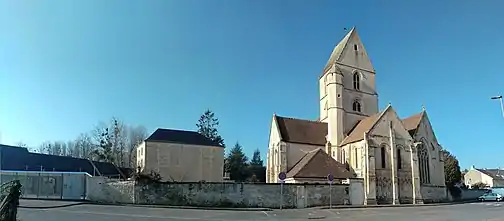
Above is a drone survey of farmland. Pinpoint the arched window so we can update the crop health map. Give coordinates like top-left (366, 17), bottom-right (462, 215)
top-left (397, 148), bottom-right (402, 170)
top-left (353, 72), bottom-right (360, 90)
top-left (354, 148), bottom-right (359, 168)
top-left (418, 144), bottom-right (430, 184)
top-left (352, 100), bottom-right (362, 112)
top-left (380, 146), bottom-right (386, 169)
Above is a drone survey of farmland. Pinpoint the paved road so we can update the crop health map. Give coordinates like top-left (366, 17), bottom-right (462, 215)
top-left (17, 200), bottom-right (504, 221)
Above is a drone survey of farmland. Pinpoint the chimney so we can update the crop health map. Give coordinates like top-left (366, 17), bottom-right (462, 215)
top-left (471, 165), bottom-right (475, 170)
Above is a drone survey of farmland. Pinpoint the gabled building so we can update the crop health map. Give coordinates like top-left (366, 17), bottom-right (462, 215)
top-left (465, 166), bottom-right (504, 188)
top-left (266, 27), bottom-right (446, 205)
top-left (136, 128), bottom-right (224, 182)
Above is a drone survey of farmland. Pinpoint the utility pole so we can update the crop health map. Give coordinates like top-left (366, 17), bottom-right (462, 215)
top-left (491, 95), bottom-right (504, 118)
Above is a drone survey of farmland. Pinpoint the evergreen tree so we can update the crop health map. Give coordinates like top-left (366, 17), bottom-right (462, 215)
top-left (196, 109), bottom-right (225, 147)
top-left (248, 149), bottom-right (266, 182)
top-left (225, 142), bottom-right (249, 181)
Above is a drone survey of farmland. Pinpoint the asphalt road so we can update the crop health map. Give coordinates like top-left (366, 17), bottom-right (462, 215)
top-left (17, 200), bottom-right (504, 221)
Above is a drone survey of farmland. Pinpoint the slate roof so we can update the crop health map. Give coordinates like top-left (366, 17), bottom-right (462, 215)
top-left (146, 128), bottom-right (223, 147)
top-left (274, 115), bottom-right (328, 146)
top-left (286, 149), bottom-right (352, 179)
top-left (339, 111), bottom-right (383, 146)
top-left (323, 27), bottom-right (356, 73)
top-left (478, 169), bottom-right (504, 180)
top-left (0, 144), bottom-right (131, 177)
top-left (402, 111), bottom-right (424, 136)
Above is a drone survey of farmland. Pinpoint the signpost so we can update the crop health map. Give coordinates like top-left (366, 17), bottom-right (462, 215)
top-left (278, 172), bottom-right (286, 210)
top-left (327, 174), bottom-right (334, 209)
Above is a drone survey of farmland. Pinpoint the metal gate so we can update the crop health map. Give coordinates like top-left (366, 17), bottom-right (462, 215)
top-left (62, 173), bottom-right (86, 200)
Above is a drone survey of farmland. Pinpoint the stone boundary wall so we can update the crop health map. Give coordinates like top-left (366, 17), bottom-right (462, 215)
top-left (459, 189), bottom-right (486, 201)
top-left (86, 177), bottom-right (352, 208)
top-left (420, 185), bottom-right (487, 203)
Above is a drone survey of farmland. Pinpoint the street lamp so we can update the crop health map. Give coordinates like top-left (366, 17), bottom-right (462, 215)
top-left (491, 95), bottom-right (504, 118)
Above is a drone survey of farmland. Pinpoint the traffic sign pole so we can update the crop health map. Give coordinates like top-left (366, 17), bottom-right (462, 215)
top-left (327, 174), bottom-right (334, 209)
top-left (278, 172), bottom-right (287, 210)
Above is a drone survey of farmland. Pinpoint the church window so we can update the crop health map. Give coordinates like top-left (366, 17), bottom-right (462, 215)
top-left (352, 100), bottom-right (362, 112)
top-left (353, 73), bottom-right (360, 90)
top-left (397, 148), bottom-right (402, 170)
top-left (354, 148), bottom-right (359, 168)
top-left (354, 44), bottom-right (358, 51)
top-left (380, 146), bottom-right (386, 169)
top-left (418, 144), bottom-right (431, 184)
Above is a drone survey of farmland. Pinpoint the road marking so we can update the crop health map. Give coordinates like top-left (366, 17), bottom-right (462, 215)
top-left (42, 209), bottom-right (232, 221)
top-left (261, 211), bottom-right (270, 217)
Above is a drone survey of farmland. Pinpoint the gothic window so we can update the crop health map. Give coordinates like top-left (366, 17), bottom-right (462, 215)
top-left (397, 148), bottom-right (402, 170)
top-left (418, 144), bottom-right (431, 184)
top-left (352, 100), bottom-right (362, 112)
top-left (380, 146), bottom-right (386, 169)
top-left (354, 148), bottom-right (359, 168)
top-left (353, 72), bottom-right (360, 90)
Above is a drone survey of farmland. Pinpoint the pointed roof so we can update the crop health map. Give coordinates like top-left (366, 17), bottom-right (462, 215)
top-left (323, 27), bottom-right (356, 72)
top-left (275, 115), bottom-right (327, 146)
top-left (402, 111), bottom-right (424, 136)
top-left (286, 149), bottom-right (353, 179)
top-left (339, 105), bottom-right (392, 146)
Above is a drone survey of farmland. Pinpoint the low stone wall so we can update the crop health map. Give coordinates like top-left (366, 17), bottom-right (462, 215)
top-left (459, 189), bottom-right (486, 201)
top-left (86, 177), bottom-right (135, 204)
top-left (86, 177), bottom-right (352, 208)
top-left (421, 185), bottom-right (487, 203)
top-left (420, 185), bottom-right (449, 203)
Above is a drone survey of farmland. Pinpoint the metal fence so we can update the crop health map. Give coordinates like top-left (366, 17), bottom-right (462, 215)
top-left (0, 170), bottom-right (90, 200)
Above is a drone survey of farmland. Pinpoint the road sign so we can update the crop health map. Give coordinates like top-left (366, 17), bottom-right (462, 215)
top-left (327, 174), bottom-right (334, 182)
top-left (278, 172), bottom-right (287, 181)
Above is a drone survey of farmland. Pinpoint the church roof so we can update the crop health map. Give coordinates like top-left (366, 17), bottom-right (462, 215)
top-left (275, 115), bottom-right (327, 146)
top-left (323, 27), bottom-right (356, 72)
top-left (339, 111), bottom-right (383, 146)
top-left (402, 111), bottom-right (424, 136)
top-left (286, 148), bottom-right (353, 179)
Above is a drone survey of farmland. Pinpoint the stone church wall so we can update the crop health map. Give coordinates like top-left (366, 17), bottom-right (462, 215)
top-left (87, 178), bottom-right (351, 208)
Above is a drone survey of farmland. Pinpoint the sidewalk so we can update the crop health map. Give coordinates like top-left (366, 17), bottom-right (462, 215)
top-left (318, 200), bottom-right (478, 210)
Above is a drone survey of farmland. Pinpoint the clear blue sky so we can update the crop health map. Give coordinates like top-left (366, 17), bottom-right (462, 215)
top-left (0, 0), bottom-right (503, 170)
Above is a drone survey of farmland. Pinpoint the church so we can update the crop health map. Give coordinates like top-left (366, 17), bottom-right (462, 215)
top-left (266, 27), bottom-right (446, 205)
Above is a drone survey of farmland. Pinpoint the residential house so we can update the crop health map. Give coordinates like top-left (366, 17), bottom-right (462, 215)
top-left (464, 166), bottom-right (504, 188)
top-left (136, 128), bottom-right (224, 182)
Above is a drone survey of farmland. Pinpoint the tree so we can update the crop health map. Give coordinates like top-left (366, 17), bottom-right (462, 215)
top-left (471, 182), bottom-right (489, 189)
top-left (93, 127), bottom-right (115, 163)
top-left (247, 149), bottom-right (266, 183)
top-left (127, 125), bottom-right (147, 168)
top-left (196, 109), bottom-right (225, 147)
top-left (444, 150), bottom-right (462, 186)
top-left (225, 142), bottom-right (249, 181)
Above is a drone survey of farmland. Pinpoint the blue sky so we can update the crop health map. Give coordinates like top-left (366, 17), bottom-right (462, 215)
top-left (0, 0), bottom-right (503, 170)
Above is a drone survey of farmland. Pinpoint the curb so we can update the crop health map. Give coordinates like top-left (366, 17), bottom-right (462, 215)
top-left (19, 202), bottom-right (90, 209)
top-left (318, 200), bottom-right (479, 210)
top-left (90, 202), bottom-right (273, 211)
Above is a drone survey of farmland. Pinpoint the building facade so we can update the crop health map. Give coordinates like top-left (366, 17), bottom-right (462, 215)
top-left (137, 128), bottom-right (224, 182)
top-left (266, 27), bottom-right (446, 204)
top-left (465, 166), bottom-right (504, 188)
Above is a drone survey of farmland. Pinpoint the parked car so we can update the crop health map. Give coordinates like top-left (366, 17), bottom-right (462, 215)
top-left (478, 193), bottom-right (503, 201)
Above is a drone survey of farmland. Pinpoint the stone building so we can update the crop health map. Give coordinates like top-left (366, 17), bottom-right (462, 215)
top-left (137, 128), bottom-right (224, 182)
top-left (266, 27), bottom-right (446, 204)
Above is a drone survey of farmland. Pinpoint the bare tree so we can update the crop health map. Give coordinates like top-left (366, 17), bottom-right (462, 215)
top-left (74, 133), bottom-right (94, 159)
top-left (127, 125), bottom-right (147, 168)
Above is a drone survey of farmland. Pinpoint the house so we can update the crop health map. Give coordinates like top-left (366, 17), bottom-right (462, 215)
top-left (266, 27), bottom-right (446, 205)
top-left (0, 144), bottom-right (130, 177)
top-left (136, 128), bottom-right (224, 182)
top-left (464, 166), bottom-right (504, 188)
